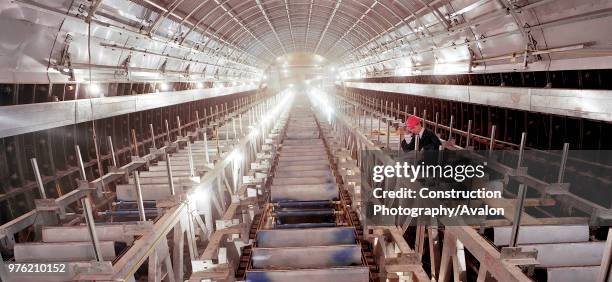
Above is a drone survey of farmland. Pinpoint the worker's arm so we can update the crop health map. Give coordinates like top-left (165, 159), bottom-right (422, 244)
top-left (421, 129), bottom-right (442, 151)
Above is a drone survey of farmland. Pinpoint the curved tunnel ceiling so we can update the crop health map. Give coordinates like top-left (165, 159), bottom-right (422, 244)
top-left (138, 0), bottom-right (612, 67)
top-left (1, 0), bottom-right (611, 83)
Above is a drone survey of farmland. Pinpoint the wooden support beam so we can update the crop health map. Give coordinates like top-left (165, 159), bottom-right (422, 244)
top-left (172, 222), bottom-right (184, 282)
top-left (428, 225), bottom-right (441, 281)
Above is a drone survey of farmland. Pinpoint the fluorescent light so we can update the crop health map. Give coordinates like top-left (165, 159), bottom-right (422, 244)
top-left (160, 83), bottom-right (170, 91)
top-left (229, 149), bottom-right (242, 162)
top-left (88, 84), bottom-right (101, 95)
top-left (249, 127), bottom-right (259, 138)
top-left (196, 82), bottom-right (204, 89)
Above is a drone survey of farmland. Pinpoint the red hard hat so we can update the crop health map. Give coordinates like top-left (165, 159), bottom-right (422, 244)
top-left (406, 116), bottom-right (421, 129)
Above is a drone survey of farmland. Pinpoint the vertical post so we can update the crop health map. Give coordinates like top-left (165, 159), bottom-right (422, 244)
top-left (0, 253), bottom-right (7, 282)
top-left (81, 197), bottom-right (104, 262)
top-left (404, 105), bottom-right (408, 120)
top-left (176, 116), bottom-right (182, 137)
top-left (385, 100), bottom-right (388, 117)
top-left (466, 120), bottom-right (472, 148)
top-left (133, 171), bottom-right (147, 222)
top-left (149, 124), bottom-right (156, 149)
top-left (434, 112), bottom-right (439, 134)
top-left (377, 112), bottom-right (381, 143)
top-left (107, 136), bottom-right (117, 167)
top-left (597, 228), bottom-right (612, 282)
top-left (509, 184), bottom-right (527, 247)
top-left (357, 105), bottom-right (361, 128)
top-left (248, 106), bottom-right (253, 126)
top-left (165, 153), bottom-right (176, 195)
top-left (203, 130), bottom-right (211, 164)
top-left (239, 113), bottom-right (243, 135)
top-left (386, 119), bottom-right (390, 149)
top-left (75, 145), bottom-right (87, 180)
top-left (187, 140), bottom-right (195, 177)
top-left (489, 125), bottom-right (496, 152)
top-left (370, 110), bottom-right (373, 135)
top-left (165, 119), bottom-right (171, 143)
top-left (449, 116), bottom-right (454, 141)
top-left (232, 117), bottom-right (237, 140)
top-left (397, 102), bottom-right (401, 119)
top-left (30, 158), bottom-right (47, 199)
top-left (414, 135), bottom-right (420, 160)
top-left (225, 119), bottom-right (230, 140)
top-left (195, 111), bottom-right (201, 128)
top-left (517, 132), bottom-right (527, 169)
top-left (131, 129), bottom-right (139, 156)
top-left (92, 124), bottom-right (104, 179)
top-left (216, 126), bottom-right (221, 156)
top-left (558, 143), bottom-right (570, 183)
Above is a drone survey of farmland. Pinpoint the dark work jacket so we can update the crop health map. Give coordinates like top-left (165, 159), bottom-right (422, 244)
top-left (400, 128), bottom-right (442, 152)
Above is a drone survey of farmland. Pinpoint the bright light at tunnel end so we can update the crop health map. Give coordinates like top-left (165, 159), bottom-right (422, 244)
top-left (307, 88), bottom-right (334, 124)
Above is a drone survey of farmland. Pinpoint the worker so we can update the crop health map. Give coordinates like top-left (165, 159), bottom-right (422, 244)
top-left (399, 115), bottom-right (442, 152)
